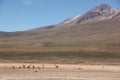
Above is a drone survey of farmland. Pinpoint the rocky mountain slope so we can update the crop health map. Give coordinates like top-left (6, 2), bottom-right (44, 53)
top-left (58, 3), bottom-right (120, 27)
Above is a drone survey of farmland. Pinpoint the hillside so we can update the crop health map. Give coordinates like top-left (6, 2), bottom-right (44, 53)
top-left (0, 18), bottom-right (120, 52)
top-left (0, 3), bottom-right (120, 52)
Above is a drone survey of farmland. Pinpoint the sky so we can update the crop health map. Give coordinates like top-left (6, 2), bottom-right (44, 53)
top-left (0, 0), bottom-right (120, 32)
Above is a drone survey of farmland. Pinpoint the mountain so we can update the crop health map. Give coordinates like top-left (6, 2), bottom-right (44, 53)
top-left (58, 3), bottom-right (120, 27)
top-left (0, 3), bottom-right (120, 52)
top-left (29, 3), bottom-right (120, 31)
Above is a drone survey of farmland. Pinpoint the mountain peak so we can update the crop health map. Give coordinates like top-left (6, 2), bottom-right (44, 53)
top-left (59, 3), bottom-right (120, 27)
top-left (92, 3), bottom-right (112, 12)
top-left (97, 3), bottom-right (111, 8)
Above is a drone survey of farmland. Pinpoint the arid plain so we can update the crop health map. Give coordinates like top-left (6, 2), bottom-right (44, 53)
top-left (0, 63), bottom-right (120, 80)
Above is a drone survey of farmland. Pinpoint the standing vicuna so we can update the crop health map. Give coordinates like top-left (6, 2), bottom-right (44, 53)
top-left (55, 64), bottom-right (59, 69)
top-left (12, 66), bottom-right (15, 69)
top-left (22, 64), bottom-right (26, 69)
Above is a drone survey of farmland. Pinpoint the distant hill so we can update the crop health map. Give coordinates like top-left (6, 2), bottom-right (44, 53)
top-left (0, 3), bottom-right (120, 52)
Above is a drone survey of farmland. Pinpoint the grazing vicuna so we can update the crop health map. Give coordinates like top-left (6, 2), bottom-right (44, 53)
top-left (32, 66), bottom-right (35, 69)
top-left (12, 66), bottom-right (15, 69)
top-left (19, 66), bottom-right (22, 69)
top-left (27, 66), bottom-right (30, 69)
top-left (77, 67), bottom-right (82, 70)
top-left (55, 64), bottom-right (59, 69)
top-left (38, 66), bottom-right (40, 69)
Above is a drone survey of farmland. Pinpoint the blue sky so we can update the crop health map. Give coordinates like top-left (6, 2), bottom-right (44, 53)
top-left (0, 0), bottom-right (120, 32)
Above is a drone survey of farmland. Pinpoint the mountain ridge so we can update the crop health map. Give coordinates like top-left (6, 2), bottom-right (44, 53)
top-left (28, 3), bottom-right (120, 32)
top-left (58, 3), bottom-right (120, 28)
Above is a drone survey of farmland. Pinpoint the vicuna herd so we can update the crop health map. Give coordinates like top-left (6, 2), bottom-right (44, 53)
top-left (9, 64), bottom-right (59, 69)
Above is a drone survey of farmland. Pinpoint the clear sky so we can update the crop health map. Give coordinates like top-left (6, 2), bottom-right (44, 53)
top-left (0, 0), bottom-right (120, 32)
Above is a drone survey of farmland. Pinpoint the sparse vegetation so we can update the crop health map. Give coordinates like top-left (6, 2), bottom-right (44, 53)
top-left (0, 51), bottom-right (120, 65)
top-left (0, 18), bottom-right (120, 52)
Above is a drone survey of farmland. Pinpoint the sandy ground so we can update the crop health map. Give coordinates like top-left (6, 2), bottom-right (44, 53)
top-left (0, 63), bottom-right (120, 80)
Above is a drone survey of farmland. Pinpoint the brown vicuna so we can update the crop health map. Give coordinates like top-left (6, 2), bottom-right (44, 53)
top-left (19, 66), bottom-right (22, 69)
top-left (32, 66), bottom-right (35, 69)
top-left (55, 64), bottom-right (59, 69)
top-left (12, 66), bottom-right (15, 69)
top-left (38, 66), bottom-right (40, 69)
top-left (27, 66), bottom-right (30, 69)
